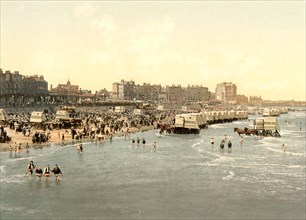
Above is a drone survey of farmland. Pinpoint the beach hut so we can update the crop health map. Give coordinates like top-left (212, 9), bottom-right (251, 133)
top-left (0, 109), bottom-right (7, 122)
top-left (30, 111), bottom-right (47, 123)
top-left (115, 106), bottom-right (126, 113)
top-left (255, 117), bottom-right (281, 137)
top-left (173, 114), bottom-right (200, 134)
top-left (55, 110), bottom-right (71, 121)
top-left (133, 109), bottom-right (143, 115)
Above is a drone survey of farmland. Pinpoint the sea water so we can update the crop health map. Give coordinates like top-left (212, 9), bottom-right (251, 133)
top-left (0, 112), bottom-right (305, 219)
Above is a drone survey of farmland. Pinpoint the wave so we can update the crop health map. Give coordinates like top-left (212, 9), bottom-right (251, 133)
top-left (191, 141), bottom-right (204, 148)
top-left (280, 129), bottom-right (304, 135)
top-left (232, 121), bottom-right (243, 125)
top-left (0, 204), bottom-right (14, 212)
top-left (265, 147), bottom-right (306, 157)
top-left (0, 165), bottom-right (6, 174)
top-left (0, 204), bottom-right (40, 215)
top-left (286, 165), bottom-right (305, 169)
top-left (191, 162), bottom-right (218, 167)
top-left (209, 124), bottom-right (227, 129)
top-left (6, 156), bottom-right (35, 163)
top-left (222, 171), bottom-right (235, 180)
top-left (0, 174), bottom-right (27, 184)
top-left (213, 156), bottom-right (246, 163)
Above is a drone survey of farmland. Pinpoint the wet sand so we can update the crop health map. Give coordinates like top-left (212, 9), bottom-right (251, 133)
top-left (0, 125), bottom-right (154, 152)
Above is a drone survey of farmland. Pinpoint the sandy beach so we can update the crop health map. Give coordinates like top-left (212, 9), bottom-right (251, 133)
top-left (0, 125), bottom-right (154, 152)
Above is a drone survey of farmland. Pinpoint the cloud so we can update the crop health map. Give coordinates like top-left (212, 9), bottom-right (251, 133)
top-left (88, 50), bottom-right (120, 65)
top-left (85, 14), bottom-right (281, 96)
top-left (87, 15), bottom-right (177, 75)
top-left (90, 14), bottom-right (120, 33)
top-left (246, 81), bottom-right (286, 91)
top-left (73, 2), bottom-right (96, 17)
top-left (126, 16), bottom-right (175, 54)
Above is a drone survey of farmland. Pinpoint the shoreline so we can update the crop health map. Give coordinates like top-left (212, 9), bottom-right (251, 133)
top-left (0, 125), bottom-right (154, 152)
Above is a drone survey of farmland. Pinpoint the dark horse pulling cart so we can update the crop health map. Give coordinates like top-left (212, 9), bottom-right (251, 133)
top-left (234, 117), bottom-right (281, 137)
top-left (234, 127), bottom-right (258, 136)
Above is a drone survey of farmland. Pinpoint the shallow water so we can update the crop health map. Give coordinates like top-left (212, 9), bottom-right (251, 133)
top-left (1, 112), bottom-right (305, 219)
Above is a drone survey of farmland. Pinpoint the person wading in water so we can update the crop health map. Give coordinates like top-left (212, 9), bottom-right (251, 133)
top-left (51, 164), bottom-right (63, 182)
top-left (43, 164), bottom-right (51, 182)
top-left (27, 160), bottom-right (35, 178)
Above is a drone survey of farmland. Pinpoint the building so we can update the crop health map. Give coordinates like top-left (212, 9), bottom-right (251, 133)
top-left (112, 80), bottom-right (136, 100)
top-left (97, 88), bottom-right (110, 101)
top-left (186, 85), bottom-right (209, 103)
top-left (236, 94), bottom-right (249, 106)
top-left (249, 95), bottom-right (263, 106)
top-left (166, 85), bottom-right (186, 103)
top-left (110, 79), bottom-right (213, 104)
top-left (112, 82), bottom-right (120, 99)
top-left (23, 75), bottom-right (49, 102)
top-left (136, 83), bottom-right (162, 101)
top-left (215, 82), bottom-right (237, 104)
top-left (158, 88), bottom-right (167, 102)
top-left (49, 79), bottom-right (79, 103)
top-left (0, 69), bottom-right (48, 105)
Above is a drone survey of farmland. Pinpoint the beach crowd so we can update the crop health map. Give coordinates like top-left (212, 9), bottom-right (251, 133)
top-left (0, 108), bottom-right (175, 152)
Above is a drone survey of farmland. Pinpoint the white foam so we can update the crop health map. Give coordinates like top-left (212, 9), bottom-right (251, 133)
top-left (0, 204), bottom-right (14, 212)
top-left (191, 142), bottom-right (202, 148)
top-left (210, 124), bottom-right (226, 129)
top-left (211, 154), bottom-right (246, 163)
top-left (0, 165), bottom-right (6, 174)
top-left (223, 171), bottom-right (235, 180)
top-left (193, 162), bottom-right (218, 167)
top-left (6, 156), bottom-right (35, 163)
top-left (0, 174), bottom-right (27, 184)
top-left (286, 165), bottom-right (305, 169)
top-left (265, 147), bottom-right (306, 157)
top-left (232, 121), bottom-right (243, 125)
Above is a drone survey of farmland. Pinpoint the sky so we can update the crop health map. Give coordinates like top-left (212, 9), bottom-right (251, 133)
top-left (0, 1), bottom-right (305, 101)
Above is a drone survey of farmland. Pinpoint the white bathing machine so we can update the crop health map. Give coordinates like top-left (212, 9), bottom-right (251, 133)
top-left (198, 113), bottom-right (207, 128)
top-left (223, 111), bottom-right (231, 121)
top-left (202, 112), bottom-right (212, 124)
top-left (157, 105), bottom-right (164, 111)
top-left (115, 106), bottom-right (126, 113)
top-left (210, 111), bottom-right (219, 123)
top-left (255, 117), bottom-right (281, 137)
top-left (55, 110), bottom-right (71, 121)
top-left (173, 114), bottom-right (201, 134)
top-left (229, 110), bottom-right (237, 120)
top-left (30, 111), bottom-right (47, 123)
top-left (0, 109), bottom-right (7, 122)
top-left (133, 109), bottom-right (143, 115)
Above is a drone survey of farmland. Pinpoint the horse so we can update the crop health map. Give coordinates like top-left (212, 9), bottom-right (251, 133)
top-left (234, 127), bottom-right (258, 136)
top-left (234, 127), bottom-right (246, 135)
top-left (244, 128), bottom-right (258, 136)
top-left (158, 123), bottom-right (173, 134)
